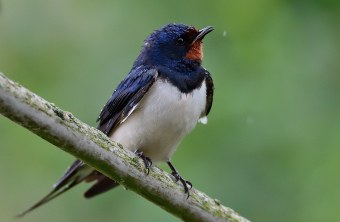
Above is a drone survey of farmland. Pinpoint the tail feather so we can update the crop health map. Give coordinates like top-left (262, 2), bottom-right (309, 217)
top-left (16, 160), bottom-right (92, 217)
top-left (17, 160), bottom-right (120, 217)
top-left (84, 174), bottom-right (119, 198)
top-left (53, 159), bottom-right (86, 189)
top-left (16, 180), bottom-right (81, 218)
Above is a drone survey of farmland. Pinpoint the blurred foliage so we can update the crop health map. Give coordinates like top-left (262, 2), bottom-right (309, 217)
top-left (1, 0), bottom-right (340, 221)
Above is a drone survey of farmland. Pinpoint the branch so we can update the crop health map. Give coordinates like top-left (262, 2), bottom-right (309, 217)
top-left (0, 72), bottom-right (250, 222)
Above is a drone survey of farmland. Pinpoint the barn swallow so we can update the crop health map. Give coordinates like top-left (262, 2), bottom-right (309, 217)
top-left (18, 23), bottom-right (214, 217)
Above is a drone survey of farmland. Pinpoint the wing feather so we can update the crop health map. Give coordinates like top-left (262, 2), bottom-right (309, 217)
top-left (97, 67), bottom-right (158, 135)
top-left (204, 71), bottom-right (214, 116)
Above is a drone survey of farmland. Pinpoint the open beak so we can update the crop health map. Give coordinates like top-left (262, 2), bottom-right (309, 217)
top-left (192, 26), bottom-right (214, 44)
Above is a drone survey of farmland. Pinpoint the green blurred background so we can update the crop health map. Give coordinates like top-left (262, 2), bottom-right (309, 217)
top-left (1, 0), bottom-right (339, 221)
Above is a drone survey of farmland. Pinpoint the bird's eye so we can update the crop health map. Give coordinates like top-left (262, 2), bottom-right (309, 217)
top-left (176, 38), bottom-right (185, 45)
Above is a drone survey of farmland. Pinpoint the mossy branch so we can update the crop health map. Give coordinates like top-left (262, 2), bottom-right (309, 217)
top-left (0, 72), bottom-right (250, 222)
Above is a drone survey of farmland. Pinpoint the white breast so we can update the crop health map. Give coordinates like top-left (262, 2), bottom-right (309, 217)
top-left (109, 79), bottom-right (207, 162)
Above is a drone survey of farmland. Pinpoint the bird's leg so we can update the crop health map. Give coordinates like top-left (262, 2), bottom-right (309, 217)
top-left (135, 150), bottom-right (152, 175)
top-left (167, 161), bottom-right (192, 199)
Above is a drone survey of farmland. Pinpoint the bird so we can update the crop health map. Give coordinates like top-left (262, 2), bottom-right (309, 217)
top-left (17, 23), bottom-right (214, 217)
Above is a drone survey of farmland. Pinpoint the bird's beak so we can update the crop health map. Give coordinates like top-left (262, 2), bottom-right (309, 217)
top-left (192, 26), bottom-right (214, 44)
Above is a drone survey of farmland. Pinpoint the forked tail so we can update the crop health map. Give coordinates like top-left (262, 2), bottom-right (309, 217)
top-left (16, 160), bottom-right (91, 217)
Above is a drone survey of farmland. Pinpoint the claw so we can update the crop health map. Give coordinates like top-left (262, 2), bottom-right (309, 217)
top-left (186, 180), bottom-right (192, 190)
top-left (167, 161), bottom-right (192, 199)
top-left (135, 150), bottom-right (152, 175)
top-left (171, 171), bottom-right (180, 182)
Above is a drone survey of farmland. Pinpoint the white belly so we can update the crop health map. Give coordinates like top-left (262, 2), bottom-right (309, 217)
top-left (109, 79), bottom-right (207, 162)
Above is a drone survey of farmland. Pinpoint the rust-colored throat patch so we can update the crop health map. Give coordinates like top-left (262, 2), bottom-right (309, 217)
top-left (185, 41), bottom-right (203, 61)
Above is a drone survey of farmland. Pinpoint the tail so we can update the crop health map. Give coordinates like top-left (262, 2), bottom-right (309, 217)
top-left (17, 160), bottom-right (120, 218)
top-left (16, 160), bottom-right (91, 217)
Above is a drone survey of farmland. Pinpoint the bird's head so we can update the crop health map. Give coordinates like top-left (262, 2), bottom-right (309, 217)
top-left (135, 23), bottom-right (214, 68)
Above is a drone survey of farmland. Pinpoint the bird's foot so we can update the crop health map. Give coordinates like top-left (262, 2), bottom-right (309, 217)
top-left (167, 161), bottom-right (192, 199)
top-left (135, 150), bottom-right (152, 175)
